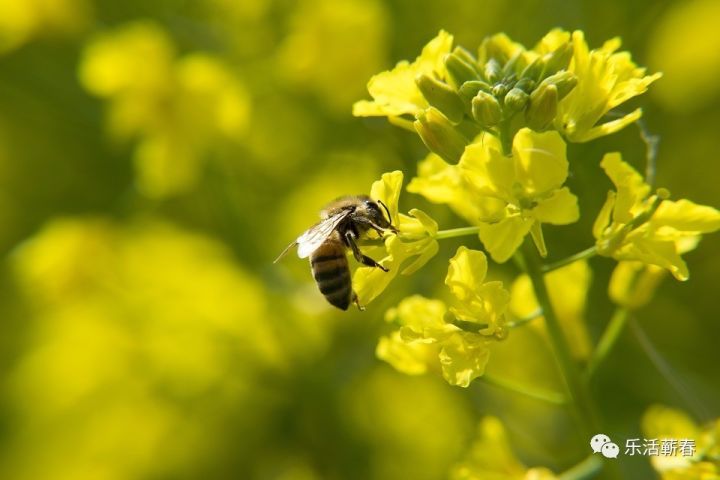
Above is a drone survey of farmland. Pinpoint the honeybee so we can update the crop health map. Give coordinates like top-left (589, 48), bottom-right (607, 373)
top-left (275, 195), bottom-right (398, 310)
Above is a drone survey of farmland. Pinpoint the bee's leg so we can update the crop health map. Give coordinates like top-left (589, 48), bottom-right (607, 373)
top-left (345, 231), bottom-right (389, 272)
top-left (366, 219), bottom-right (398, 237)
top-left (352, 292), bottom-right (365, 311)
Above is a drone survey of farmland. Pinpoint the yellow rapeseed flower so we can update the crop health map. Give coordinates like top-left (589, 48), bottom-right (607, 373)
top-left (353, 30), bottom-right (453, 118)
top-left (353, 171), bottom-right (439, 305)
top-left (556, 31), bottom-right (662, 142)
top-left (642, 405), bottom-right (720, 479)
top-left (6, 218), bottom-right (282, 479)
top-left (0, 0), bottom-right (91, 53)
top-left (593, 153), bottom-right (720, 280)
top-left (460, 129), bottom-right (579, 262)
top-left (79, 21), bottom-right (250, 197)
top-left (377, 295), bottom-right (491, 388)
top-left (451, 417), bottom-right (558, 480)
top-left (407, 152), bottom-right (502, 225)
top-left (376, 247), bottom-right (509, 387)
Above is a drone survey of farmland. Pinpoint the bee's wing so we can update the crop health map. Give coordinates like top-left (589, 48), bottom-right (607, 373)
top-left (296, 209), bottom-right (352, 259)
top-left (273, 239), bottom-right (298, 263)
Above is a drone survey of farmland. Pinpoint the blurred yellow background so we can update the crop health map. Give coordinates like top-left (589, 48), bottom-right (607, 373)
top-left (0, 0), bottom-right (718, 479)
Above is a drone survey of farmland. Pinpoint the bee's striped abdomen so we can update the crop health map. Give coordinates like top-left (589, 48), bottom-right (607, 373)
top-left (310, 237), bottom-right (352, 310)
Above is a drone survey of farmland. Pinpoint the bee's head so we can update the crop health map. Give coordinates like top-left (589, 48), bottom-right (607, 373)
top-left (356, 196), bottom-right (397, 232)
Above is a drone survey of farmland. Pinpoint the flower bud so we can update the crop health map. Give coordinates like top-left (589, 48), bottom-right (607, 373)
top-left (491, 82), bottom-right (510, 99)
top-left (526, 83), bottom-right (558, 130)
top-left (540, 70), bottom-right (578, 100)
top-left (452, 46), bottom-right (478, 66)
top-left (458, 80), bottom-right (492, 102)
top-left (504, 87), bottom-right (529, 112)
top-left (484, 58), bottom-right (501, 83)
top-left (515, 77), bottom-right (535, 93)
top-left (543, 41), bottom-right (573, 75)
top-left (415, 74), bottom-right (465, 123)
top-left (444, 52), bottom-right (480, 88)
top-left (471, 91), bottom-right (502, 127)
top-left (502, 53), bottom-right (521, 78)
top-left (414, 107), bottom-right (469, 163)
top-left (520, 56), bottom-right (546, 82)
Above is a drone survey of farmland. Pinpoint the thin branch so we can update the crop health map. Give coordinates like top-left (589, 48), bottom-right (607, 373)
top-left (558, 454), bottom-right (603, 480)
top-left (541, 246), bottom-right (598, 273)
top-left (482, 373), bottom-right (567, 405)
top-left (630, 318), bottom-right (709, 420)
top-left (584, 308), bottom-right (629, 380)
top-left (635, 118), bottom-right (660, 187)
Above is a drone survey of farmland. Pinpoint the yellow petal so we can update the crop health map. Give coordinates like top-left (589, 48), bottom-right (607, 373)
top-left (609, 261), bottom-right (666, 309)
top-left (400, 238), bottom-right (439, 275)
top-left (376, 331), bottom-right (436, 375)
top-left (459, 139), bottom-right (513, 200)
top-left (572, 108), bottom-right (643, 143)
top-left (438, 332), bottom-right (490, 387)
top-left (593, 191), bottom-right (616, 239)
top-left (651, 199), bottom-right (720, 234)
top-left (512, 128), bottom-right (569, 195)
top-left (616, 236), bottom-right (690, 281)
top-left (642, 405), bottom-right (700, 441)
top-left (532, 187), bottom-right (579, 225)
top-left (352, 236), bottom-right (401, 305)
top-left (600, 152), bottom-right (651, 223)
top-left (451, 417), bottom-right (528, 477)
top-left (370, 170), bottom-right (403, 224)
top-left (445, 246), bottom-right (488, 301)
top-left (393, 295), bottom-right (452, 343)
top-left (532, 28), bottom-right (571, 55)
top-left (353, 30), bottom-right (453, 117)
top-left (478, 217), bottom-right (534, 263)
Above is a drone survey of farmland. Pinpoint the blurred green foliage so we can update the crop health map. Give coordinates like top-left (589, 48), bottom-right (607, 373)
top-left (0, 0), bottom-right (718, 479)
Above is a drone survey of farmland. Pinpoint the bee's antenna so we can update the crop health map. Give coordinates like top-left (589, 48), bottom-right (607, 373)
top-left (378, 200), bottom-right (392, 222)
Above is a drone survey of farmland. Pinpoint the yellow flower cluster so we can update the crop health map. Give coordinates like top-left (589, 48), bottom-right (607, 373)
top-left (79, 21), bottom-right (251, 197)
top-left (376, 247), bottom-right (509, 387)
top-left (0, 0), bottom-right (91, 53)
top-left (451, 417), bottom-right (558, 479)
top-left (354, 29), bottom-right (660, 155)
top-left (642, 405), bottom-right (720, 479)
top-left (594, 152), bottom-right (720, 281)
top-left (353, 29), bottom-right (720, 394)
top-left (6, 218), bottom-right (282, 478)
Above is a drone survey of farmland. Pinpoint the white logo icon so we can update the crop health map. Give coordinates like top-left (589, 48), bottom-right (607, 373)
top-left (601, 442), bottom-right (620, 458)
top-left (590, 433), bottom-right (619, 458)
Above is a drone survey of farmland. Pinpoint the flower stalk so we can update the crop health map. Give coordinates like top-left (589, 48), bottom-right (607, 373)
top-left (584, 307), bottom-right (629, 380)
top-left (541, 245), bottom-right (598, 273)
top-left (522, 241), bottom-right (601, 438)
top-left (482, 373), bottom-right (567, 405)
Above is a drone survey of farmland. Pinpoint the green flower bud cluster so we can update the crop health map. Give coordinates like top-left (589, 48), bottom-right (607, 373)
top-left (415, 39), bottom-right (577, 137)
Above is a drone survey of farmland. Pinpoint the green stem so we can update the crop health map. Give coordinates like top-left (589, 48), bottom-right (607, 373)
top-left (433, 225), bottom-right (481, 240)
top-left (498, 120), bottom-right (513, 156)
top-left (559, 454), bottom-right (603, 480)
top-left (521, 243), bottom-right (600, 438)
top-left (635, 118), bottom-right (659, 187)
top-left (584, 307), bottom-right (629, 380)
top-left (482, 373), bottom-right (567, 405)
top-left (541, 246), bottom-right (598, 273)
top-left (452, 309), bottom-right (542, 334)
top-left (506, 307), bottom-right (543, 328)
